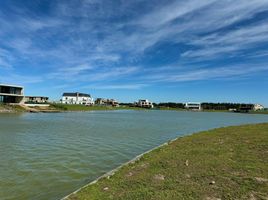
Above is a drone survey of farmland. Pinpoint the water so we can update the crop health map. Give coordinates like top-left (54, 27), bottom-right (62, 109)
top-left (0, 110), bottom-right (268, 200)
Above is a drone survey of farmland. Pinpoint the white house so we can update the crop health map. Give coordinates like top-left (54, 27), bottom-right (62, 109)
top-left (136, 99), bottom-right (154, 108)
top-left (61, 92), bottom-right (94, 105)
top-left (185, 102), bottom-right (202, 110)
top-left (253, 104), bottom-right (265, 111)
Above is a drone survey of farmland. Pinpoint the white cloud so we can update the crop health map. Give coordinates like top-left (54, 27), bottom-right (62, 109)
top-left (1, 0), bottom-right (268, 87)
top-left (182, 22), bottom-right (268, 58)
top-left (136, 0), bottom-right (216, 28)
top-left (84, 83), bottom-right (148, 90)
top-left (145, 64), bottom-right (268, 82)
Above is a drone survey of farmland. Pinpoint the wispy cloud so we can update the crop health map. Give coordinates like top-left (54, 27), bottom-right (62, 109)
top-left (0, 0), bottom-right (268, 98)
top-left (83, 83), bottom-right (148, 90)
top-left (0, 73), bottom-right (43, 85)
top-left (144, 64), bottom-right (268, 82)
top-left (182, 22), bottom-right (268, 59)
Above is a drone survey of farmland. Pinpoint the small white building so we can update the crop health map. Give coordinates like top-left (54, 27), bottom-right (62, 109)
top-left (185, 102), bottom-right (202, 110)
top-left (253, 104), bottom-right (265, 111)
top-left (61, 92), bottom-right (94, 105)
top-left (136, 99), bottom-right (154, 108)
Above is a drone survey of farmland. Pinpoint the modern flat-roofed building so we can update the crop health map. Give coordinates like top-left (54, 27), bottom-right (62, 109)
top-left (0, 84), bottom-right (24, 104)
top-left (185, 102), bottom-right (201, 110)
top-left (135, 99), bottom-right (154, 108)
top-left (24, 96), bottom-right (49, 104)
top-left (61, 92), bottom-right (94, 105)
top-left (95, 98), bottom-right (119, 107)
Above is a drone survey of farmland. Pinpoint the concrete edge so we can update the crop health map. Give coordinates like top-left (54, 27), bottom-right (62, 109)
top-left (60, 138), bottom-right (178, 200)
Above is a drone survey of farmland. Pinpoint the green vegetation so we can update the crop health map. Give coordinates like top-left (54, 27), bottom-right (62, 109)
top-left (67, 123), bottom-right (268, 200)
top-left (156, 102), bottom-right (185, 109)
top-left (249, 110), bottom-right (268, 115)
top-left (0, 104), bottom-right (25, 113)
top-left (50, 104), bottom-right (145, 111)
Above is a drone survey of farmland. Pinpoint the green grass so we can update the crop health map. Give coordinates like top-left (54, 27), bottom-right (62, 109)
top-left (50, 104), bottom-right (146, 111)
top-left (67, 123), bottom-right (268, 200)
top-left (249, 110), bottom-right (268, 115)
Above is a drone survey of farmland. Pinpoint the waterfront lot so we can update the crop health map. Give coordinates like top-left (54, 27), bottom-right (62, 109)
top-left (69, 123), bottom-right (268, 200)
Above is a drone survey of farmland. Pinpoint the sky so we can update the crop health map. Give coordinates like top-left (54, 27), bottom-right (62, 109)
top-left (0, 0), bottom-right (268, 106)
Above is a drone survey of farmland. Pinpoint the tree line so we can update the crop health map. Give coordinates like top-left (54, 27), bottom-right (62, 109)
top-left (154, 102), bottom-right (254, 110)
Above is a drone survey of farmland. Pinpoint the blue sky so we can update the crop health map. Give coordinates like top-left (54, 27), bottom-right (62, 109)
top-left (0, 0), bottom-right (268, 105)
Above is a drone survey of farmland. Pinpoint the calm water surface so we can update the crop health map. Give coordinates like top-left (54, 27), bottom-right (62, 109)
top-left (1, 110), bottom-right (268, 200)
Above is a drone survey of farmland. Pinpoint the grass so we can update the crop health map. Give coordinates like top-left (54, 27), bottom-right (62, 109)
top-left (0, 104), bottom-right (26, 112)
top-left (249, 110), bottom-right (268, 115)
top-left (50, 104), bottom-right (146, 111)
top-left (67, 123), bottom-right (268, 200)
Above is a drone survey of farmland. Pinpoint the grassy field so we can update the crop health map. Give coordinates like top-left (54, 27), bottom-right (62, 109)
top-left (50, 104), bottom-right (146, 111)
top-left (249, 110), bottom-right (268, 115)
top-left (67, 123), bottom-right (268, 200)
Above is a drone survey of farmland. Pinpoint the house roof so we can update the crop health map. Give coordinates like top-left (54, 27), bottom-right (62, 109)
top-left (0, 84), bottom-right (23, 89)
top-left (62, 92), bottom-right (91, 97)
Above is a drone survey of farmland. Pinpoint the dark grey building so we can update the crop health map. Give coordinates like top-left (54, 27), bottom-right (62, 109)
top-left (0, 84), bottom-right (24, 104)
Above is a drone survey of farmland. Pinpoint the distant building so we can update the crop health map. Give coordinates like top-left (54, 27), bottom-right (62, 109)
top-left (24, 96), bottom-right (49, 104)
top-left (61, 92), bottom-right (94, 105)
top-left (253, 104), bottom-right (264, 111)
top-left (135, 99), bottom-right (154, 108)
top-left (95, 98), bottom-right (119, 107)
top-left (95, 98), bottom-right (106, 105)
top-left (185, 102), bottom-right (201, 110)
top-left (237, 104), bottom-right (254, 113)
top-left (0, 84), bottom-right (24, 104)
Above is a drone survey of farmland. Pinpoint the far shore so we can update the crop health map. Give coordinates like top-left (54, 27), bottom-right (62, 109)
top-left (0, 103), bottom-right (268, 114)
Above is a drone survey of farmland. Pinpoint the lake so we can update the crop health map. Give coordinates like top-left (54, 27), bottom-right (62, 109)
top-left (1, 110), bottom-right (268, 200)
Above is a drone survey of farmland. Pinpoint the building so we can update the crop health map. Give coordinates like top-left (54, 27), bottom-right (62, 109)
top-left (0, 84), bottom-right (24, 104)
top-left (185, 102), bottom-right (201, 110)
top-left (135, 99), bottom-right (154, 108)
top-left (61, 92), bottom-right (94, 105)
top-left (109, 99), bottom-right (119, 107)
top-left (253, 104), bottom-right (265, 111)
top-left (24, 96), bottom-right (49, 104)
top-left (95, 98), bottom-right (107, 105)
top-left (236, 104), bottom-right (254, 113)
top-left (95, 98), bottom-right (119, 107)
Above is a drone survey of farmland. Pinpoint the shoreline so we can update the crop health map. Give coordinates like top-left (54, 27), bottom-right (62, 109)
top-left (1, 104), bottom-right (267, 114)
top-left (61, 136), bottom-right (175, 200)
top-left (61, 122), bottom-right (268, 200)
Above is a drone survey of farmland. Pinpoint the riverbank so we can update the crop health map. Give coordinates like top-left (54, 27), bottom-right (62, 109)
top-left (0, 104), bottom-right (25, 113)
top-left (0, 103), bottom-right (267, 114)
top-left (66, 123), bottom-right (268, 200)
top-left (50, 104), bottom-right (145, 111)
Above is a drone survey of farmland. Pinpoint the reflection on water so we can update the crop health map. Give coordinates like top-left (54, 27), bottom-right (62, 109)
top-left (0, 110), bottom-right (268, 200)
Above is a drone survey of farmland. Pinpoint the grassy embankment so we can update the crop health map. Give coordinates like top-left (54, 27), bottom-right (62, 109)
top-left (0, 104), bottom-right (25, 113)
top-left (67, 123), bottom-right (268, 200)
top-left (249, 110), bottom-right (268, 115)
top-left (50, 104), bottom-right (145, 111)
top-left (1, 103), bottom-right (267, 114)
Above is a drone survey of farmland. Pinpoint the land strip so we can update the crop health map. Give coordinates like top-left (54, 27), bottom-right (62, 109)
top-left (66, 123), bottom-right (268, 200)
top-left (0, 103), bottom-right (267, 114)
